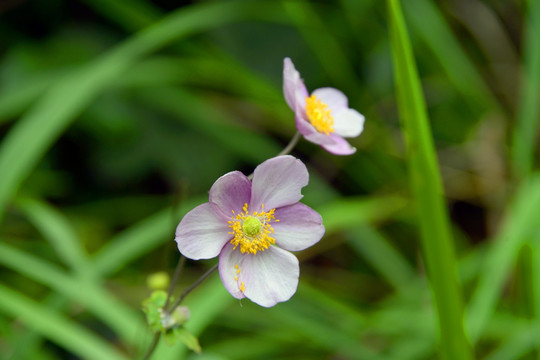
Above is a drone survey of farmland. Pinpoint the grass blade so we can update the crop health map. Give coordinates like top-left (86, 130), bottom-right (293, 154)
top-left (404, 0), bottom-right (499, 113)
top-left (468, 175), bottom-right (540, 342)
top-left (347, 225), bottom-right (415, 290)
top-left (511, 0), bottom-right (540, 180)
top-left (0, 242), bottom-right (144, 344)
top-left (0, 283), bottom-right (129, 360)
top-left (91, 205), bottom-right (184, 276)
top-left (0, 0), bottom-right (285, 222)
top-left (485, 324), bottom-right (540, 360)
top-left (15, 197), bottom-right (94, 279)
top-left (387, 1), bottom-right (473, 359)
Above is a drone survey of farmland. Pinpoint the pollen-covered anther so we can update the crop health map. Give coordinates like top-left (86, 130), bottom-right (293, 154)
top-left (229, 203), bottom-right (277, 255)
top-left (305, 94), bottom-right (334, 135)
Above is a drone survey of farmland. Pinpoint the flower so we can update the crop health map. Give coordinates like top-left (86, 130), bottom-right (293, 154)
top-left (283, 57), bottom-right (365, 155)
top-left (175, 155), bottom-right (325, 307)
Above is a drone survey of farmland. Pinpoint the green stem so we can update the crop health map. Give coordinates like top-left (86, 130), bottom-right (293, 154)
top-left (387, 1), bottom-right (473, 359)
top-left (142, 261), bottom-right (217, 360)
top-left (141, 334), bottom-right (160, 360)
top-left (164, 256), bottom-right (186, 310)
top-left (167, 264), bottom-right (218, 313)
top-left (277, 131), bottom-right (301, 157)
top-left (248, 131), bottom-right (301, 181)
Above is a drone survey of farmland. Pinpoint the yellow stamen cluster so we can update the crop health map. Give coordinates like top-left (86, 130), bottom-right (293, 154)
top-left (305, 94), bottom-right (335, 135)
top-left (228, 203), bottom-right (278, 255)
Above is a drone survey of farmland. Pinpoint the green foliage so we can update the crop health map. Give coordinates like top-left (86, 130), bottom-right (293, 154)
top-left (142, 291), bottom-right (168, 333)
top-left (387, 0), bottom-right (472, 358)
top-left (0, 0), bottom-right (539, 359)
top-left (164, 328), bottom-right (201, 354)
top-left (142, 290), bottom-right (201, 354)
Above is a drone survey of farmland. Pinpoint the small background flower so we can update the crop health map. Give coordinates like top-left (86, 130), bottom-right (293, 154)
top-left (175, 155), bottom-right (325, 307)
top-left (283, 57), bottom-right (365, 155)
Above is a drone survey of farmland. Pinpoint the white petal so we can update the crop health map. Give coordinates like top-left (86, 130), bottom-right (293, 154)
top-left (321, 134), bottom-right (356, 155)
top-left (333, 109), bottom-right (365, 137)
top-left (312, 87), bottom-right (348, 113)
top-left (250, 155), bottom-right (309, 210)
top-left (283, 58), bottom-right (308, 111)
top-left (175, 203), bottom-right (231, 260)
top-left (209, 171), bottom-right (251, 216)
top-left (273, 203), bottom-right (325, 251)
top-left (241, 246), bottom-right (300, 307)
top-left (218, 243), bottom-right (247, 300)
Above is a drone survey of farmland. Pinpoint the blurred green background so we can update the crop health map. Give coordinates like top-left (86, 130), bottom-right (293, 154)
top-left (0, 0), bottom-right (538, 359)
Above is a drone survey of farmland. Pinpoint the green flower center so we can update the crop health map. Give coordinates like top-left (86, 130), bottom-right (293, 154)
top-left (242, 216), bottom-right (262, 237)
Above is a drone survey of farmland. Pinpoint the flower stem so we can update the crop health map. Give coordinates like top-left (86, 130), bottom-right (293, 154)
top-left (141, 261), bottom-right (217, 360)
top-left (142, 256), bottom-right (186, 360)
top-left (141, 334), bottom-right (160, 360)
top-left (277, 131), bottom-right (301, 157)
top-left (247, 132), bottom-right (301, 181)
top-left (168, 263), bottom-right (218, 312)
top-left (164, 256), bottom-right (186, 310)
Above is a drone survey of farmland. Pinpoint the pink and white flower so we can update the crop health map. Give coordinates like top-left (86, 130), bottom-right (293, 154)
top-left (175, 155), bottom-right (325, 307)
top-left (283, 57), bottom-right (365, 155)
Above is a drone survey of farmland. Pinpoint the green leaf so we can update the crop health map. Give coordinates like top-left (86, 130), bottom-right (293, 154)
top-left (151, 275), bottom-right (232, 360)
top-left (142, 290), bottom-right (168, 333)
top-left (165, 327), bottom-right (202, 354)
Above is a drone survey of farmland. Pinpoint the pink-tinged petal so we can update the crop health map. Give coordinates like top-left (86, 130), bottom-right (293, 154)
top-left (209, 171), bottom-right (251, 216)
top-left (296, 117), bottom-right (355, 154)
top-left (218, 242), bottom-right (246, 300)
top-left (273, 203), bottom-right (325, 251)
top-left (295, 113), bottom-right (317, 138)
top-left (333, 109), bottom-right (365, 138)
top-left (241, 246), bottom-right (300, 307)
top-left (312, 87), bottom-right (348, 113)
top-left (283, 58), bottom-right (308, 111)
top-left (250, 155), bottom-right (308, 210)
top-left (320, 134), bottom-right (356, 155)
top-left (295, 112), bottom-right (335, 146)
top-left (302, 126), bottom-right (338, 146)
top-left (175, 203), bottom-right (231, 260)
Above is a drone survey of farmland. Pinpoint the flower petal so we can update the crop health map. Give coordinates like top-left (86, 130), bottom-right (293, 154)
top-left (283, 58), bottom-right (308, 111)
top-left (209, 171), bottom-right (251, 216)
top-left (273, 203), bottom-right (325, 251)
top-left (241, 246), bottom-right (300, 307)
top-left (294, 110), bottom-right (335, 146)
top-left (312, 87), bottom-right (348, 113)
top-left (321, 134), bottom-right (356, 155)
top-left (218, 242), bottom-right (247, 300)
top-left (250, 155), bottom-right (309, 210)
top-left (296, 119), bottom-right (356, 155)
top-left (175, 203), bottom-right (231, 260)
top-left (333, 109), bottom-right (365, 138)
top-left (295, 113), bottom-right (318, 139)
